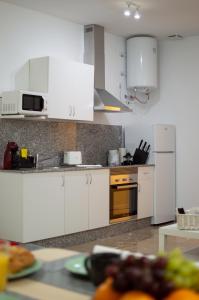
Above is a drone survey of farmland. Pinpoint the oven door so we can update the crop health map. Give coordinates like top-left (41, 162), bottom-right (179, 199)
top-left (110, 183), bottom-right (137, 221)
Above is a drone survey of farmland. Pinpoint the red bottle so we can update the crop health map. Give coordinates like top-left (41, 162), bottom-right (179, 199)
top-left (3, 142), bottom-right (18, 170)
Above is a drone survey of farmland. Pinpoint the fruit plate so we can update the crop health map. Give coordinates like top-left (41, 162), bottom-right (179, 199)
top-left (64, 254), bottom-right (88, 277)
top-left (8, 260), bottom-right (42, 280)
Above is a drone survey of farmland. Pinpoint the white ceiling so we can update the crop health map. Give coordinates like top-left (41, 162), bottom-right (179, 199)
top-left (2, 0), bottom-right (199, 39)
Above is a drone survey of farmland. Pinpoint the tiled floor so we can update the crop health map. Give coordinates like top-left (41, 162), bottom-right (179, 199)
top-left (67, 225), bottom-right (199, 260)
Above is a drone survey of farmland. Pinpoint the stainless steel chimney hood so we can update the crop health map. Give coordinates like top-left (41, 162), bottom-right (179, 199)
top-left (84, 24), bottom-right (131, 112)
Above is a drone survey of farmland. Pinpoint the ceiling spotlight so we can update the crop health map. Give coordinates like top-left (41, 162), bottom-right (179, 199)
top-left (124, 2), bottom-right (132, 17)
top-left (134, 7), bottom-right (141, 19)
top-left (124, 9), bottom-right (131, 17)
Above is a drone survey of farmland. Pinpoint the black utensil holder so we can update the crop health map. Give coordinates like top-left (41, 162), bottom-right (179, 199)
top-left (133, 150), bottom-right (149, 164)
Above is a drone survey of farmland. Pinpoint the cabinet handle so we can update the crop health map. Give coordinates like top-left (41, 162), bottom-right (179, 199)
top-left (73, 106), bottom-right (75, 117)
top-left (61, 176), bottom-right (65, 187)
top-left (69, 105), bottom-right (72, 116)
top-left (86, 174), bottom-right (89, 184)
top-left (138, 183), bottom-right (141, 192)
top-left (90, 174), bottom-right (92, 185)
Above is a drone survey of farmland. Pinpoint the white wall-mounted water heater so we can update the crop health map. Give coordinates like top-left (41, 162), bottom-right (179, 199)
top-left (127, 36), bottom-right (157, 94)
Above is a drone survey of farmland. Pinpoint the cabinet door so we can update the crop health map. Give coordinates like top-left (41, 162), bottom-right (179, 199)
top-left (23, 173), bottom-right (65, 242)
top-left (48, 61), bottom-right (94, 121)
top-left (29, 57), bottom-right (94, 121)
top-left (0, 173), bottom-right (23, 242)
top-left (65, 172), bottom-right (89, 234)
top-left (72, 62), bottom-right (94, 121)
top-left (48, 58), bottom-right (76, 120)
top-left (137, 167), bottom-right (154, 220)
top-left (89, 170), bottom-right (110, 229)
top-left (105, 33), bottom-right (126, 101)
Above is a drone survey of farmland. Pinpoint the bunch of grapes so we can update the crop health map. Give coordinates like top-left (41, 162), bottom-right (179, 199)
top-left (106, 254), bottom-right (175, 299)
top-left (165, 249), bottom-right (199, 291)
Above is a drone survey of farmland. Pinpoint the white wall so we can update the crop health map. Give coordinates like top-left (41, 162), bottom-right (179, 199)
top-left (99, 36), bottom-right (199, 209)
top-left (127, 37), bottom-right (199, 209)
top-left (0, 1), bottom-right (83, 94)
top-left (1, 1), bottom-right (199, 209)
top-left (0, 1), bottom-right (129, 123)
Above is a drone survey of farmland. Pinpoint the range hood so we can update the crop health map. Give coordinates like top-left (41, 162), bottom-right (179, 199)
top-left (84, 25), bottom-right (131, 112)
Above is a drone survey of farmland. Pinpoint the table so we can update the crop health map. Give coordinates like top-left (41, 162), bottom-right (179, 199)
top-left (159, 223), bottom-right (199, 251)
top-left (4, 248), bottom-right (95, 300)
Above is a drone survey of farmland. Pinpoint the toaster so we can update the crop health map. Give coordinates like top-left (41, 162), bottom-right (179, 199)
top-left (63, 151), bottom-right (82, 165)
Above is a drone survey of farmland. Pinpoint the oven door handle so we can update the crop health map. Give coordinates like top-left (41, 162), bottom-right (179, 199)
top-left (113, 184), bottom-right (138, 190)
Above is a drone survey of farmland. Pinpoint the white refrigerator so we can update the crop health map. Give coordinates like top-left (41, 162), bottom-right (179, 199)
top-left (151, 124), bottom-right (176, 224)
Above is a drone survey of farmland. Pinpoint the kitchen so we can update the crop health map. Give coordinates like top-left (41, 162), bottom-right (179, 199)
top-left (1, 2), bottom-right (194, 246)
top-left (0, 51), bottom-right (175, 244)
top-left (0, 0), bottom-right (199, 299)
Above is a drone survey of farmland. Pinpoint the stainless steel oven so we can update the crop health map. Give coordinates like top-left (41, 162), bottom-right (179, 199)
top-left (110, 174), bottom-right (138, 223)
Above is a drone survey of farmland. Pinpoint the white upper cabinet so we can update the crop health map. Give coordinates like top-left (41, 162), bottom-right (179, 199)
top-left (29, 57), bottom-right (94, 121)
top-left (105, 33), bottom-right (126, 101)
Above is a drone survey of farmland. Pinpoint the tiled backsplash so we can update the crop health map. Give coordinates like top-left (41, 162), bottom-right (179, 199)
top-left (0, 120), bottom-right (122, 167)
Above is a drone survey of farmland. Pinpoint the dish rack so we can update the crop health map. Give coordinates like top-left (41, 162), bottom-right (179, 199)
top-left (177, 208), bottom-right (199, 230)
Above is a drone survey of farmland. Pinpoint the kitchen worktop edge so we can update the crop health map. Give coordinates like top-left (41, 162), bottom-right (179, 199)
top-left (0, 164), bottom-right (154, 174)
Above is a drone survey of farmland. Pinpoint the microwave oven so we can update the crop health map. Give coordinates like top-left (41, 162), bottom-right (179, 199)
top-left (1, 90), bottom-right (48, 116)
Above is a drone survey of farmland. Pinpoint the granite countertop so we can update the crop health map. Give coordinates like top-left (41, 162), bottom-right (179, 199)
top-left (0, 164), bottom-right (154, 174)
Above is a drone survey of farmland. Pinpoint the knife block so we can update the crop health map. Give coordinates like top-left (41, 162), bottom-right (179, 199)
top-left (133, 149), bottom-right (149, 164)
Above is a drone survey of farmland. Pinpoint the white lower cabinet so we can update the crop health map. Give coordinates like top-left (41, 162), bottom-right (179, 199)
top-left (89, 170), bottom-right (109, 229)
top-left (0, 170), bottom-right (109, 242)
top-left (65, 172), bottom-right (89, 234)
top-left (137, 167), bottom-right (154, 219)
top-left (0, 167), bottom-right (154, 242)
top-left (23, 173), bottom-right (65, 242)
top-left (65, 170), bottom-right (109, 234)
top-left (0, 173), bottom-right (23, 242)
top-left (0, 172), bottom-right (65, 243)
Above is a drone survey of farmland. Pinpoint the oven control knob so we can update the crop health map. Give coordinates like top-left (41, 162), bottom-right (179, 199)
top-left (122, 178), bottom-right (127, 181)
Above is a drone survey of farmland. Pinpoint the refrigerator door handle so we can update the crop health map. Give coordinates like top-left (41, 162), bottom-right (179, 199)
top-left (153, 151), bottom-right (174, 153)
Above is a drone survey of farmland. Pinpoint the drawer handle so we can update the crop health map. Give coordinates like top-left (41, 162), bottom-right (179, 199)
top-left (143, 172), bottom-right (150, 175)
top-left (115, 184), bottom-right (137, 190)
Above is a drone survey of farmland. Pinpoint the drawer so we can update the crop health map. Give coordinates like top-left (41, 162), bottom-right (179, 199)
top-left (138, 167), bottom-right (154, 180)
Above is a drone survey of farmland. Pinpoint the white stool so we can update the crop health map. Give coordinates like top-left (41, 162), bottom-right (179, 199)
top-left (159, 223), bottom-right (199, 251)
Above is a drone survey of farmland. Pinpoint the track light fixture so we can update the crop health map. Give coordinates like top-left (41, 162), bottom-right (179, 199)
top-left (123, 1), bottom-right (141, 20)
top-left (123, 2), bottom-right (132, 17)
